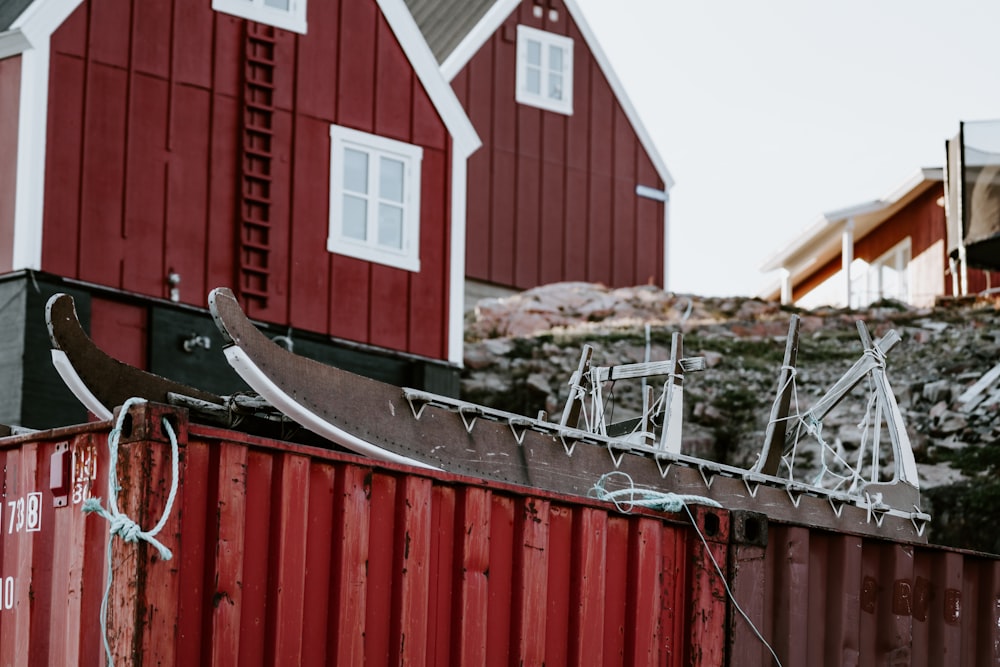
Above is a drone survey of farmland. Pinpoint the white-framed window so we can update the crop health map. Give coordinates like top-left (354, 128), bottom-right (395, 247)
top-left (850, 237), bottom-right (912, 307)
top-left (213, 0), bottom-right (307, 34)
top-left (515, 25), bottom-right (573, 115)
top-left (327, 125), bottom-right (423, 272)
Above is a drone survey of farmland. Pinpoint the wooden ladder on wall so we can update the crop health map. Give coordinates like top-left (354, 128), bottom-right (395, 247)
top-left (238, 23), bottom-right (277, 307)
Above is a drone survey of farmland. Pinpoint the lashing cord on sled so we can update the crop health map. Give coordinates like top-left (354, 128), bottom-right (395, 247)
top-left (82, 397), bottom-right (179, 667)
top-left (590, 472), bottom-right (782, 667)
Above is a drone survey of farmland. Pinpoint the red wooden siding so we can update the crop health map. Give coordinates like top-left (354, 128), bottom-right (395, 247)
top-left (453, 0), bottom-right (666, 291)
top-left (0, 56), bottom-right (19, 273)
top-left (40, 0), bottom-right (455, 361)
top-left (794, 185), bottom-right (1000, 302)
top-left (89, 296), bottom-right (148, 369)
top-left (0, 407), bottom-right (729, 666)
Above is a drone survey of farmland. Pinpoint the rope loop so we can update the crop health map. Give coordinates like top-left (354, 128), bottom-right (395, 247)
top-left (590, 471), bottom-right (721, 513)
top-left (82, 397), bottom-right (180, 667)
top-left (863, 345), bottom-right (887, 368)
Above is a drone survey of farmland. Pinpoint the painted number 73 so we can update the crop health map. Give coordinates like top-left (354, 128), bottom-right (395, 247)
top-left (2, 493), bottom-right (42, 535)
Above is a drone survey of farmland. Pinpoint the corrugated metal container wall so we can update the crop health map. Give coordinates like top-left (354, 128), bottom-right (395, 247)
top-left (729, 524), bottom-right (1000, 666)
top-left (0, 402), bottom-right (729, 666)
top-left (3, 402), bottom-right (1000, 665)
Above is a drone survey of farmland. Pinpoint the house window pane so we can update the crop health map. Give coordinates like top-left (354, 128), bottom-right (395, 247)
top-left (264, 0), bottom-right (289, 9)
top-left (549, 73), bottom-right (563, 100)
top-left (380, 157), bottom-right (405, 202)
top-left (526, 40), bottom-right (541, 66)
top-left (526, 67), bottom-right (541, 94)
top-left (378, 204), bottom-right (403, 249)
top-left (549, 45), bottom-right (563, 72)
top-left (343, 196), bottom-right (367, 240)
top-left (344, 149), bottom-right (368, 194)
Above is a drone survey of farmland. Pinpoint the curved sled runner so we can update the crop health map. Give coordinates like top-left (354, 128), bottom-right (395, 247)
top-left (209, 287), bottom-right (930, 542)
top-left (46, 293), bottom-right (312, 443)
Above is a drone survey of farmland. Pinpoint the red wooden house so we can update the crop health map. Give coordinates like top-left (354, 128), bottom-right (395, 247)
top-left (405, 0), bottom-right (674, 301)
top-left (759, 168), bottom-right (1000, 308)
top-left (0, 0), bottom-right (479, 427)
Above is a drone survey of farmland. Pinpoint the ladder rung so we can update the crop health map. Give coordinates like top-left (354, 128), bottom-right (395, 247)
top-left (244, 122), bottom-right (274, 135)
top-left (241, 218), bottom-right (271, 231)
top-left (240, 268), bottom-right (271, 280)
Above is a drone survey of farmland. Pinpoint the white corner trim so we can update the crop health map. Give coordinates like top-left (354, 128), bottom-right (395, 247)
top-left (7, 0), bottom-right (85, 271)
top-left (377, 0), bottom-right (480, 158)
top-left (447, 153), bottom-right (468, 365)
top-left (378, 0), bottom-right (480, 366)
top-left (11, 0), bottom-right (83, 43)
top-left (661, 194), bottom-right (670, 292)
top-left (440, 0), bottom-right (520, 81)
top-left (563, 0), bottom-right (673, 190)
top-left (11, 41), bottom-right (50, 270)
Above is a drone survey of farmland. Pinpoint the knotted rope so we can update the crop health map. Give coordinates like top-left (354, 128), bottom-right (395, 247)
top-left (589, 471), bottom-right (721, 512)
top-left (82, 397), bottom-right (179, 667)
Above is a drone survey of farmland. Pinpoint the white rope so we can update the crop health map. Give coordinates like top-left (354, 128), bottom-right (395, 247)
top-left (590, 471), bottom-right (721, 512)
top-left (590, 471), bottom-right (781, 666)
top-left (82, 397), bottom-right (180, 667)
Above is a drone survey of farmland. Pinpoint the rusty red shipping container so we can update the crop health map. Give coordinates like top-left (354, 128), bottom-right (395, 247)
top-left (0, 403), bottom-right (731, 666)
top-left (1, 402), bottom-right (998, 666)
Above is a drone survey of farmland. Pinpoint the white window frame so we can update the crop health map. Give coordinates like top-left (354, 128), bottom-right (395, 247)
top-left (851, 237), bottom-right (911, 307)
top-left (869, 237), bottom-right (911, 303)
top-left (327, 125), bottom-right (423, 273)
top-left (213, 0), bottom-right (307, 34)
top-left (515, 24), bottom-right (573, 115)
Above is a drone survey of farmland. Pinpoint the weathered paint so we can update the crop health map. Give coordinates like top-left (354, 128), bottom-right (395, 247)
top-left (728, 522), bottom-right (1000, 666)
top-left (452, 0), bottom-right (667, 291)
top-left (0, 403), bottom-right (728, 665)
top-left (2, 403), bottom-right (998, 665)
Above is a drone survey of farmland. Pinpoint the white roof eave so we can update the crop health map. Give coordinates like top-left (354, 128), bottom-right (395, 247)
top-left (562, 0), bottom-right (673, 189)
top-left (437, 0), bottom-right (673, 189)
top-left (760, 167), bottom-right (944, 274)
top-left (0, 28), bottom-right (31, 58)
top-left (379, 0), bottom-right (481, 157)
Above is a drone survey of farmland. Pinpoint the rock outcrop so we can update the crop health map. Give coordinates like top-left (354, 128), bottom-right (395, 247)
top-left (462, 282), bottom-right (1000, 553)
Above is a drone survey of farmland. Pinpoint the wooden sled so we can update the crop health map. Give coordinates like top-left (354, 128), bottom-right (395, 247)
top-left (209, 287), bottom-right (930, 541)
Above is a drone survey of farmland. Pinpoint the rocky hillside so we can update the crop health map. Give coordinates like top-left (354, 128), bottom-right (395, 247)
top-left (462, 282), bottom-right (1000, 553)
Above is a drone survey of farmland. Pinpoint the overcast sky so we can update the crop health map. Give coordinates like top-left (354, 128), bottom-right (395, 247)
top-left (574, 0), bottom-right (1000, 296)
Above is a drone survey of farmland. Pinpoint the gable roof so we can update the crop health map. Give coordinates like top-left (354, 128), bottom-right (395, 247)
top-left (0, 0), bottom-right (33, 31)
top-left (404, 0), bottom-right (674, 190)
top-left (758, 168), bottom-right (944, 299)
top-left (403, 0), bottom-right (498, 63)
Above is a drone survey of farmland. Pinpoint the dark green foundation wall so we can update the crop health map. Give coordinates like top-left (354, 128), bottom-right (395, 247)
top-left (0, 273), bottom-right (90, 429)
top-left (0, 272), bottom-right (459, 430)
